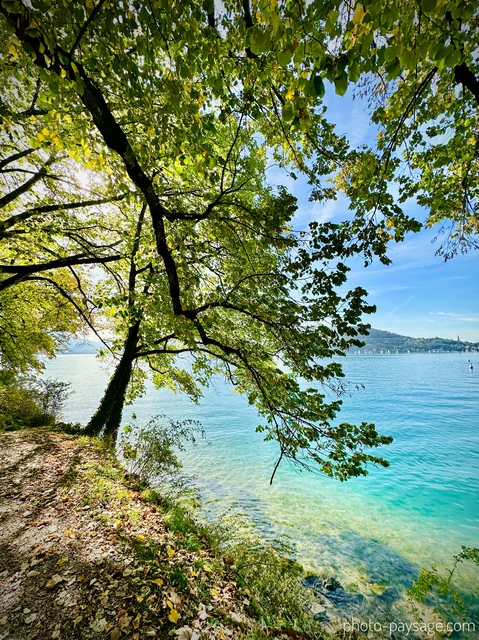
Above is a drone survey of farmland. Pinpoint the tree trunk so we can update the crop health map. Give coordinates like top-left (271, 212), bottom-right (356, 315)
top-left (84, 322), bottom-right (140, 441)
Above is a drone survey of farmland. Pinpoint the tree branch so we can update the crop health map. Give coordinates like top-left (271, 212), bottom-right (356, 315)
top-left (0, 147), bottom-right (35, 171)
top-left (0, 253), bottom-right (122, 291)
top-left (0, 193), bottom-right (127, 238)
top-left (0, 156), bottom-right (55, 209)
top-left (69, 0), bottom-right (108, 58)
top-left (454, 62), bottom-right (479, 105)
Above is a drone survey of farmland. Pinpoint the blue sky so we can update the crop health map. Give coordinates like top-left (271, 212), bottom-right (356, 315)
top-left (272, 88), bottom-right (479, 343)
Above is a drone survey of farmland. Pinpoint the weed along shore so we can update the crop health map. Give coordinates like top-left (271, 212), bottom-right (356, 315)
top-left (0, 428), bottom-right (327, 640)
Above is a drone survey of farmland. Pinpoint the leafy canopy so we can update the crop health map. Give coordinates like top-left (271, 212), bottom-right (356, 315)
top-left (1, 0), bottom-right (477, 476)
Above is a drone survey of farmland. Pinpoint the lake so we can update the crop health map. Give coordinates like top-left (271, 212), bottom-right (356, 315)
top-left (43, 352), bottom-right (479, 634)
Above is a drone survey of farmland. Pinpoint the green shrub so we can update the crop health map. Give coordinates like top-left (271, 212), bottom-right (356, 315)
top-left (0, 372), bottom-right (71, 430)
top-left (29, 412), bottom-right (56, 427)
top-left (118, 414), bottom-right (206, 484)
top-left (0, 386), bottom-right (46, 429)
top-left (54, 421), bottom-right (84, 435)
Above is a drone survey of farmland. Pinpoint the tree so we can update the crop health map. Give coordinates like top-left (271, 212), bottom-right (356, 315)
top-left (0, 31), bottom-right (132, 370)
top-left (1, 0), bottom-right (476, 477)
top-left (327, 0), bottom-right (479, 258)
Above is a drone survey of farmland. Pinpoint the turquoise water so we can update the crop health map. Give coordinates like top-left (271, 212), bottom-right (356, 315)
top-left (44, 352), bottom-right (479, 631)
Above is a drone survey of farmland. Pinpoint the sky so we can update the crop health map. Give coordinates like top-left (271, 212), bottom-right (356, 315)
top-left (269, 87), bottom-right (479, 343)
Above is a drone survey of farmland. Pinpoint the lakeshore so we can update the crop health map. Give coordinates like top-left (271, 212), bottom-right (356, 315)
top-left (37, 352), bottom-right (479, 637)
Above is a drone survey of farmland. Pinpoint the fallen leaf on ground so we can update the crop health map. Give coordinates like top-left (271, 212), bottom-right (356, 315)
top-left (168, 609), bottom-right (179, 623)
top-left (110, 627), bottom-right (121, 640)
top-left (46, 574), bottom-right (65, 589)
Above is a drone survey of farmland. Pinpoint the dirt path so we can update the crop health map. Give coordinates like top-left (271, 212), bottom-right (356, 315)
top-left (0, 429), bottom-right (255, 640)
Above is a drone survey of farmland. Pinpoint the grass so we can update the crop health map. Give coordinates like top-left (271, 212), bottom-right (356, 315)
top-left (53, 425), bottom-right (327, 639)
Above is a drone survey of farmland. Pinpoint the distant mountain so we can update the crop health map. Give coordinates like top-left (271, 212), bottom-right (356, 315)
top-left (66, 339), bottom-right (103, 354)
top-left (351, 328), bottom-right (479, 353)
top-left (65, 331), bottom-right (479, 355)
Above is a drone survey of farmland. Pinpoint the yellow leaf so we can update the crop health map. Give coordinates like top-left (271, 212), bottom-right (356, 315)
top-left (353, 3), bottom-right (366, 24)
top-left (203, 565), bottom-right (212, 572)
top-left (190, 571), bottom-right (198, 577)
top-left (60, 69), bottom-right (67, 78)
top-left (137, 534), bottom-right (145, 541)
top-left (39, 42), bottom-right (45, 54)
top-left (166, 600), bottom-right (173, 609)
top-left (210, 588), bottom-right (219, 596)
top-left (168, 609), bottom-right (179, 623)
top-left (65, 529), bottom-right (74, 537)
top-left (36, 133), bottom-right (45, 142)
top-left (56, 557), bottom-right (68, 567)
top-left (105, 167), bottom-right (112, 174)
top-left (269, 0), bottom-right (277, 9)
top-left (167, 548), bottom-right (175, 558)
top-left (9, 44), bottom-right (18, 58)
top-left (285, 89), bottom-right (295, 100)
top-left (151, 578), bottom-right (164, 586)
top-left (86, 0), bottom-right (94, 8)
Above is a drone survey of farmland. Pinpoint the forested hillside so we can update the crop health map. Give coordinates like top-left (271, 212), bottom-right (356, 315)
top-left (354, 329), bottom-right (479, 353)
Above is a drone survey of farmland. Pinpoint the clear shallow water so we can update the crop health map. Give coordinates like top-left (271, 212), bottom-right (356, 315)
top-left (44, 352), bottom-right (479, 630)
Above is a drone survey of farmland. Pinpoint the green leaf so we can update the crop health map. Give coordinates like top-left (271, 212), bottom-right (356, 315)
top-left (444, 48), bottom-right (461, 68)
top-left (282, 101), bottom-right (295, 122)
top-left (348, 61), bottom-right (360, 83)
top-left (420, 0), bottom-right (436, 13)
top-left (334, 71), bottom-right (348, 96)
top-left (353, 3), bottom-right (366, 24)
top-left (313, 75), bottom-right (325, 98)
top-left (277, 50), bottom-right (293, 67)
top-left (250, 27), bottom-right (271, 55)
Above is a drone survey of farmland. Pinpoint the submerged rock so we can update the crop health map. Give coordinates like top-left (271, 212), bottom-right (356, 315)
top-left (302, 575), bottom-right (343, 592)
top-left (302, 575), bottom-right (364, 612)
top-left (302, 575), bottom-right (323, 591)
top-left (310, 602), bottom-right (326, 617)
top-left (322, 576), bottom-right (342, 591)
